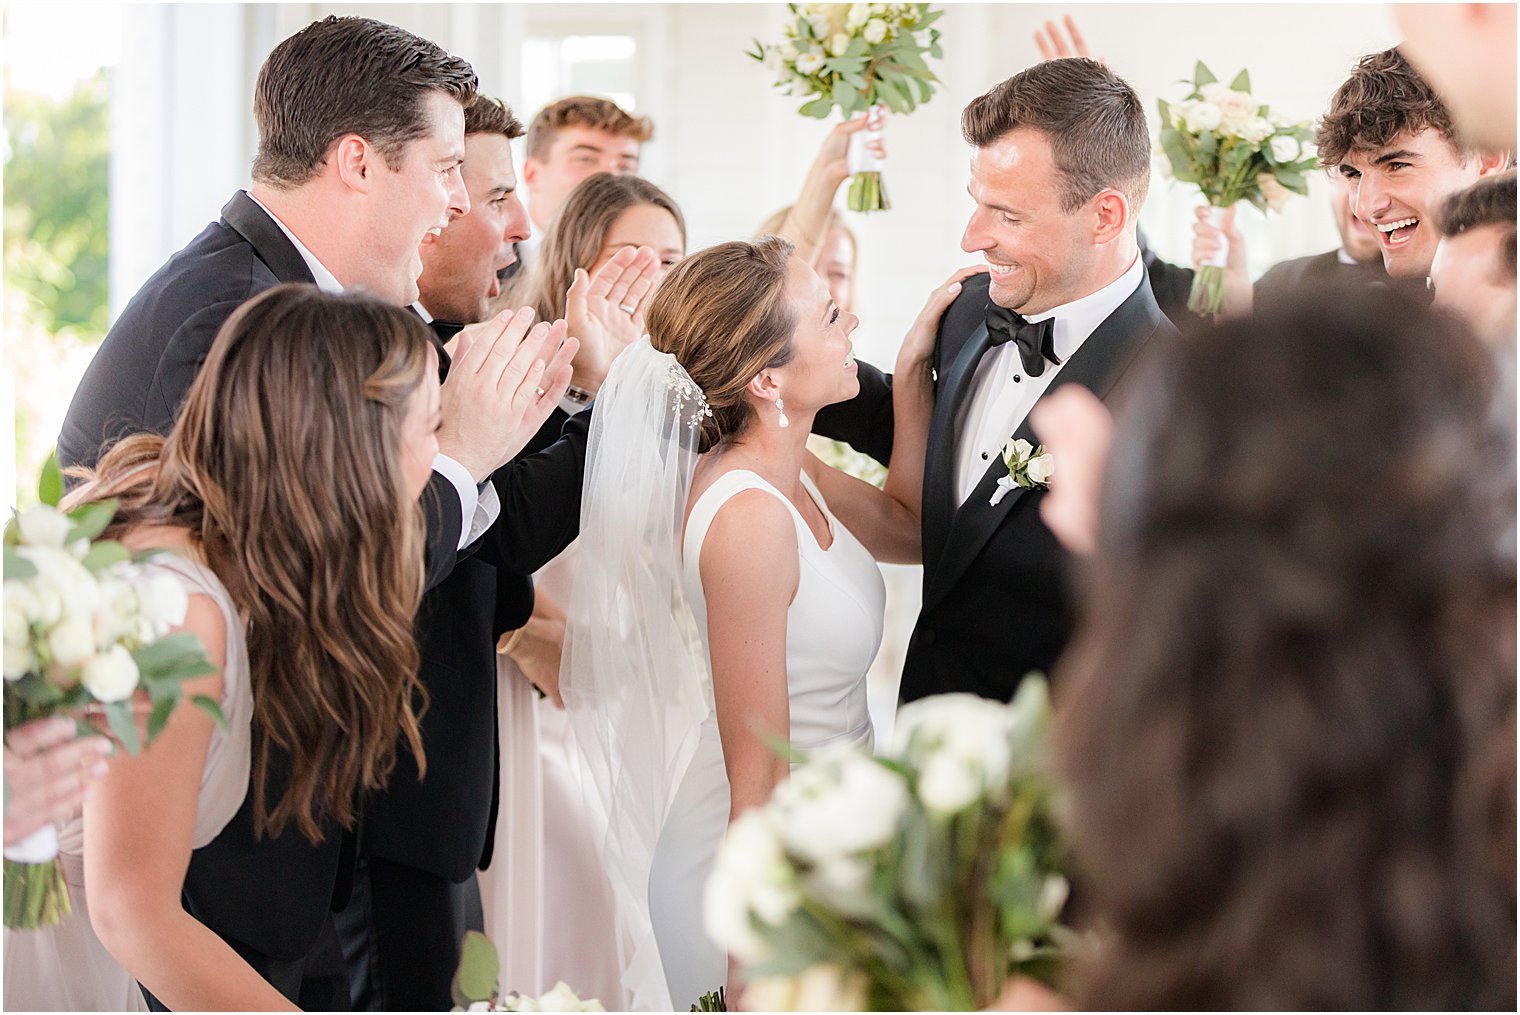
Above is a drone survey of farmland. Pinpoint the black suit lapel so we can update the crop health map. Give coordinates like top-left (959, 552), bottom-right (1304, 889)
top-left (923, 273), bottom-right (1169, 610)
top-left (922, 320), bottom-right (992, 582)
top-left (219, 190), bottom-right (318, 287)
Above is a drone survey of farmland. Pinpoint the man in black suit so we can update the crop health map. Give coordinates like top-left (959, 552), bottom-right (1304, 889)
top-left (56, 18), bottom-right (577, 1009)
top-left (817, 58), bottom-right (1176, 703)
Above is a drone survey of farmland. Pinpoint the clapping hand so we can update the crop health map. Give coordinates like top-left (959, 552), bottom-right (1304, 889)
top-left (438, 307), bottom-right (578, 482)
top-left (566, 245), bottom-right (661, 392)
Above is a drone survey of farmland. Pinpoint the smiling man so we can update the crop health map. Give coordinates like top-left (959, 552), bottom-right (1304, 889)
top-left (817, 57), bottom-right (1178, 703)
top-left (1316, 48), bottom-right (1508, 284)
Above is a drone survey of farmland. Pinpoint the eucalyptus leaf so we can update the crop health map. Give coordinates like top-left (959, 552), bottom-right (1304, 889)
top-left (1194, 60), bottom-right (1217, 86)
top-left (105, 698), bottom-right (140, 757)
top-left (451, 929), bottom-right (500, 1007)
top-left (10, 672), bottom-right (62, 707)
top-left (191, 695), bottom-right (228, 732)
top-left (798, 96), bottom-right (834, 119)
top-left (875, 76), bottom-right (909, 114)
top-left (80, 540), bottom-right (130, 573)
top-left (4, 546), bottom-right (37, 580)
top-left (37, 453), bottom-right (62, 509)
top-left (132, 633), bottom-right (215, 679)
top-left (146, 694), bottom-right (176, 742)
top-left (1229, 68), bottom-right (1251, 93)
top-left (1160, 130), bottom-right (1200, 183)
top-left (65, 500), bottom-right (117, 544)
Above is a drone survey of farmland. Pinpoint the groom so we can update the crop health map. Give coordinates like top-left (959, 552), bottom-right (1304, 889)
top-left (818, 58), bottom-right (1176, 702)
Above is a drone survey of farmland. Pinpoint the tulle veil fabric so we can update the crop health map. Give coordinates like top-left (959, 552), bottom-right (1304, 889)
top-left (561, 337), bottom-right (714, 1011)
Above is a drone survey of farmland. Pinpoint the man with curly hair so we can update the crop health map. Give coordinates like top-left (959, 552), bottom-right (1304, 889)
top-left (1316, 48), bottom-right (1508, 283)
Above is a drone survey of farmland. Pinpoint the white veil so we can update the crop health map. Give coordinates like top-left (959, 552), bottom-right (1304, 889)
top-left (561, 337), bottom-right (713, 1012)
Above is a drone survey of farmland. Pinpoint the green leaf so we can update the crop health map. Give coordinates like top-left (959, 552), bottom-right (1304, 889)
top-left (1274, 168), bottom-right (1309, 194)
top-left (8, 672), bottom-right (62, 707)
top-left (104, 698), bottom-right (140, 757)
top-left (190, 695), bottom-right (227, 732)
top-left (1229, 68), bottom-right (1251, 93)
top-left (65, 500), bottom-right (117, 544)
top-left (1156, 97), bottom-right (1172, 127)
top-left (145, 694), bottom-right (176, 742)
top-left (1160, 130), bottom-right (1201, 183)
top-left (875, 76), bottom-right (909, 114)
top-left (1194, 60), bottom-right (1217, 87)
top-left (80, 540), bottom-right (130, 573)
top-left (4, 546), bottom-right (37, 580)
top-left (131, 633), bottom-right (216, 685)
top-left (798, 96), bottom-right (835, 119)
top-left (918, 7), bottom-right (945, 28)
top-left (451, 929), bottom-right (500, 1008)
top-left (37, 452), bottom-right (62, 508)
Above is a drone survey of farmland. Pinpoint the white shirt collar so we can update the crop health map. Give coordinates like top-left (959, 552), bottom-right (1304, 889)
top-left (1022, 253), bottom-right (1144, 359)
top-left (413, 302), bottom-right (434, 323)
top-left (245, 190), bottom-right (344, 294)
top-left (1337, 247), bottom-right (1358, 266)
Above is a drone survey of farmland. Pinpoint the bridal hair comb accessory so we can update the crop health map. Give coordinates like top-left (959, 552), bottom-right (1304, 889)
top-left (665, 360), bottom-right (714, 432)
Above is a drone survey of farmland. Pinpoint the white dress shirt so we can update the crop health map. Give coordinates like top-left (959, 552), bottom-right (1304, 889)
top-left (954, 254), bottom-right (1144, 504)
top-left (247, 191), bottom-right (500, 549)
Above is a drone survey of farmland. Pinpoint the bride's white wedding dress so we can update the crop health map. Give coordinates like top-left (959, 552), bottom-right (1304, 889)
top-left (562, 339), bottom-right (886, 1011)
top-left (648, 468), bottom-right (885, 1008)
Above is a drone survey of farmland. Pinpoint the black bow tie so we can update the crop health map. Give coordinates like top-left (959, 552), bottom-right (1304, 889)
top-left (985, 304), bottom-right (1060, 377)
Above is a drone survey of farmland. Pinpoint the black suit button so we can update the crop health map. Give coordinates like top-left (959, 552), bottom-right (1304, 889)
top-left (1013, 374), bottom-right (1022, 383)
top-left (981, 451), bottom-right (989, 460)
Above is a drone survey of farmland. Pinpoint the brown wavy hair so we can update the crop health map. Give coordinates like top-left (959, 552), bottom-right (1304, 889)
top-left (524, 95), bottom-right (654, 161)
top-left (505, 172), bottom-right (686, 322)
top-left (65, 285), bottom-right (432, 843)
top-left (1053, 281), bottom-right (1516, 1009)
top-left (643, 237), bottom-right (796, 453)
top-left (1316, 47), bottom-right (1466, 167)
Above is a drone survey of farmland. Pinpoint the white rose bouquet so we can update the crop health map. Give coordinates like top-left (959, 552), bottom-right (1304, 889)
top-left (1156, 62), bottom-right (1318, 316)
top-left (748, 3), bottom-right (945, 211)
top-left (705, 678), bottom-right (1070, 1010)
top-left (451, 930), bottom-right (605, 1012)
top-left (4, 457), bottom-right (220, 929)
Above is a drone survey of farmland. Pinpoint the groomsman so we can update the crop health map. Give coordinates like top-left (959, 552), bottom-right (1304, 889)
top-left (521, 96), bottom-right (654, 239)
top-left (1431, 173), bottom-right (1517, 345)
top-left (1316, 48), bottom-right (1509, 286)
top-left (55, 18), bottom-right (575, 1008)
top-left (817, 58), bottom-right (1177, 702)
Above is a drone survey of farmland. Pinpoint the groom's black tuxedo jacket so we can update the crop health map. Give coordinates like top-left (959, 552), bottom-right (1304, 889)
top-left (816, 270), bottom-right (1175, 702)
top-left (54, 191), bottom-right (589, 967)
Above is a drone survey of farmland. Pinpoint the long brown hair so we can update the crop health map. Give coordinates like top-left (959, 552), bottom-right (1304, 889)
top-left (66, 285), bottom-right (432, 843)
top-left (1054, 282), bottom-right (1516, 1009)
top-left (643, 236), bottom-right (796, 453)
top-left (507, 172), bottom-right (685, 322)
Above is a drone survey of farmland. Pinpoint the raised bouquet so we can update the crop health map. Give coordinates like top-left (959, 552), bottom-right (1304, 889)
top-left (3, 457), bottom-right (219, 929)
top-left (1156, 61), bottom-right (1318, 315)
top-left (749, 3), bottom-right (945, 211)
top-left (705, 678), bottom-right (1070, 1010)
top-left (451, 930), bottom-right (605, 1011)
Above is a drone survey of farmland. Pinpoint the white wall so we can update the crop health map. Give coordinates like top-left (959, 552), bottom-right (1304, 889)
top-left (111, 1), bottom-right (1403, 364)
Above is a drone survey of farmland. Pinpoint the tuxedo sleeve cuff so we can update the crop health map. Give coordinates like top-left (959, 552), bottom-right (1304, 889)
top-left (432, 453), bottom-right (490, 550)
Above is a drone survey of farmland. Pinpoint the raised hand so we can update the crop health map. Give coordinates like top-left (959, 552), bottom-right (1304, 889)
top-left (898, 265), bottom-right (989, 375)
top-left (1191, 205), bottom-right (1253, 317)
top-left (439, 307), bottom-right (580, 481)
top-left (811, 106), bottom-right (888, 188)
top-left (1028, 384), bottom-right (1113, 557)
top-left (567, 245), bottom-right (660, 393)
top-left (4, 716), bottom-right (112, 846)
top-left (1034, 15), bottom-right (1098, 63)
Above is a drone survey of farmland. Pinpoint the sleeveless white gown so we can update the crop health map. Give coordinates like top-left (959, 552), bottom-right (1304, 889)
top-left (3, 554), bottom-right (253, 1011)
top-left (647, 468), bottom-right (885, 1009)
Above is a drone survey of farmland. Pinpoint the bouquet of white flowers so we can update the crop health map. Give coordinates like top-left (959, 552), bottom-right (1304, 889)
top-left (1156, 62), bottom-right (1318, 316)
top-left (748, 3), bottom-right (945, 211)
top-left (451, 930), bottom-right (605, 1012)
top-left (3, 457), bottom-right (219, 929)
top-left (705, 678), bottom-right (1069, 1010)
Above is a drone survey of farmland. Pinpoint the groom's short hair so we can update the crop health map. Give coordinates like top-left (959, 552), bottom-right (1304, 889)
top-left (252, 16), bottom-right (477, 187)
top-left (961, 58), bottom-right (1151, 213)
top-left (1316, 48), bottom-right (1466, 168)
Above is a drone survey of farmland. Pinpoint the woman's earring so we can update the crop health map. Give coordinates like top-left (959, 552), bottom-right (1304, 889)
top-left (775, 396), bottom-right (790, 429)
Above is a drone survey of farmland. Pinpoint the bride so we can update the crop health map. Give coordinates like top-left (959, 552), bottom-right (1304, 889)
top-left (563, 236), bottom-right (983, 1010)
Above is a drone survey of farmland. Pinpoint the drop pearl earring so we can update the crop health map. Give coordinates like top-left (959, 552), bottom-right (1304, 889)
top-left (775, 397), bottom-right (790, 429)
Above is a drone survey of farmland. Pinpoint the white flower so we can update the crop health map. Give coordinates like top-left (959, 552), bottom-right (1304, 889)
top-left (91, 576), bottom-right (139, 644)
top-left (794, 50), bottom-right (825, 76)
top-left (4, 640), bottom-right (33, 680)
top-left (806, 12), bottom-right (832, 38)
top-left (1025, 451), bottom-right (1054, 485)
top-left (467, 1002), bottom-right (493, 1012)
top-left (1199, 82), bottom-right (1229, 103)
top-left (1216, 89), bottom-right (1257, 123)
top-left (80, 644), bottom-right (139, 702)
top-left (862, 18), bottom-right (888, 44)
top-left (16, 505), bottom-right (72, 549)
top-left (828, 32), bottom-right (851, 57)
top-left (47, 615), bottom-right (96, 668)
top-left (806, 854), bottom-right (874, 914)
top-left (1002, 437), bottom-right (1034, 466)
top-left (1237, 116), bottom-right (1272, 145)
top-left (136, 572), bottom-right (189, 629)
top-left (1269, 133), bottom-right (1300, 163)
top-left (19, 545), bottom-right (99, 623)
top-left (891, 693), bottom-right (1021, 811)
top-left (5, 583), bottom-right (33, 641)
top-left (773, 748), bottom-right (907, 861)
top-left (1183, 101), bottom-right (1223, 133)
top-left (793, 963), bottom-right (869, 1011)
top-left (741, 976), bottom-right (798, 1012)
top-left (705, 808), bottom-right (796, 962)
top-left (871, 2), bottom-right (887, 13)
top-left (529, 983), bottom-right (604, 1012)
top-left (780, 41), bottom-right (799, 61)
top-left (918, 753), bottom-right (982, 813)
top-left (845, 3), bottom-right (869, 30)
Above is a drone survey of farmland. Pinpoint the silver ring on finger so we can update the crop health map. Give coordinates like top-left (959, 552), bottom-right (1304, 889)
top-left (535, 386), bottom-right (546, 397)
top-left (619, 303), bottom-right (637, 315)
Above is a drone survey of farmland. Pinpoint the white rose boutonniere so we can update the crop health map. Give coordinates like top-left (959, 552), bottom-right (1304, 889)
top-left (990, 438), bottom-right (1054, 507)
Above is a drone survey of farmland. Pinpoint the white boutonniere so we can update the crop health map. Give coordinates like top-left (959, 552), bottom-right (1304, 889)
top-left (989, 438), bottom-right (1053, 507)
